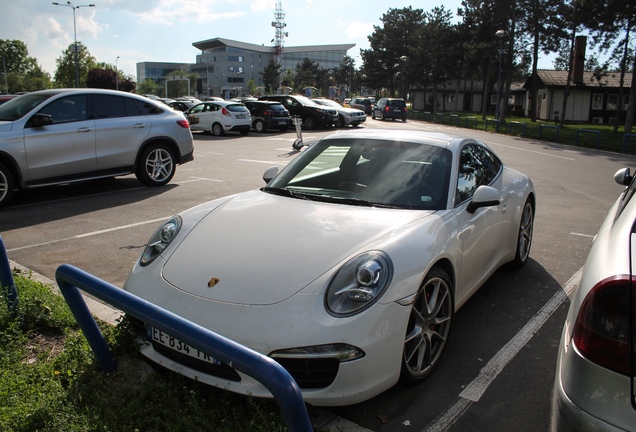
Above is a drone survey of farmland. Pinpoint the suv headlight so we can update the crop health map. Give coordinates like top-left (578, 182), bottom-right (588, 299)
top-left (140, 216), bottom-right (182, 266)
top-left (325, 252), bottom-right (393, 317)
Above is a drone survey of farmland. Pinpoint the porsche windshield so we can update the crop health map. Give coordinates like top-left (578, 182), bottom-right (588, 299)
top-left (266, 138), bottom-right (452, 210)
top-left (0, 93), bottom-right (53, 121)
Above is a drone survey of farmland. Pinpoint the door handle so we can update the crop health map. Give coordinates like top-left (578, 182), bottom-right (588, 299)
top-left (134, 123), bottom-right (146, 128)
top-left (76, 127), bottom-right (92, 132)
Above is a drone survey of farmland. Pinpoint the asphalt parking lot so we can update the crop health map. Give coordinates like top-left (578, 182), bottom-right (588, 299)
top-left (2, 117), bottom-right (634, 431)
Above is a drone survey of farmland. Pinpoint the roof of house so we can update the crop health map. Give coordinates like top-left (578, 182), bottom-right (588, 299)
top-left (531, 69), bottom-right (633, 88)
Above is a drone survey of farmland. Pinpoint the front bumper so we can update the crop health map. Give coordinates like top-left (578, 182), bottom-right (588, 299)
top-left (125, 265), bottom-right (410, 406)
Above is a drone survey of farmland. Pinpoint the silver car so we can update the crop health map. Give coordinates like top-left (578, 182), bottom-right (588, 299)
top-left (551, 167), bottom-right (636, 431)
top-left (0, 89), bottom-right (194, 208)
top-left (312, 98), bottom-right (366, 127)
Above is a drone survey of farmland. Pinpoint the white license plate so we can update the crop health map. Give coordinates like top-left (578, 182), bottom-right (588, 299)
top-left (236, 114), bottom-right (246, 119)
top-left (279, 121), bottom-right (288, 125)
top-left (148, 327), bottom-right (222, 366)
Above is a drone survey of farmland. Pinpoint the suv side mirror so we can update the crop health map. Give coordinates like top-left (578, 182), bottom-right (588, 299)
top-left (27, 113), bottom-right (53, 128)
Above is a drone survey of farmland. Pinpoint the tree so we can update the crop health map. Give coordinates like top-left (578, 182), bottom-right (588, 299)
top-left (412, 6), bottom-right (456, 112)
top-left (261, 59), bottom-right (281, 93)
top-left (54, 42), bottom-right (97, 88)
top-left (137, 79), bottom-right (159, 96)
top-left (295, 58), bottom-right (319, 91)
top-left (578, 0), bottom-right (636, 133)
top-left (86, 67), bottom-right (135, 92)
top-left (0, 39), bottom-right (51, 93)
top-left (361, 7), bottom-right (425, 96)
top-left (517, 0), bottom-right (566, 122)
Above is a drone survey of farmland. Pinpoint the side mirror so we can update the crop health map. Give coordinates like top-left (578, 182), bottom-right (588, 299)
top-left (466, 186), bottom-right (501, 214)
top-left (614, 168), bottom-right (632, 186)
top-left (27, 113), bottom-right (53, 128)
top-left (263, 166), bottom-right (279, 184)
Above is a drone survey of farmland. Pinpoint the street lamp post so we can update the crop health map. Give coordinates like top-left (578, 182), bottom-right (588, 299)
top-left (400, 55), bottom-right (408, 100)
top-left (115, 56), bottom-right (119, 90)
top-left (495, 29), bottom-right (505, 121)
top-left (52, 1), bottom-right (95, 88)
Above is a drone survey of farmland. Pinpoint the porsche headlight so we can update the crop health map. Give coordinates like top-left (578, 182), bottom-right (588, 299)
top-left (325, 252), bottom-right (393, 317)
top-left (140, 216), bottom-right (182, 266)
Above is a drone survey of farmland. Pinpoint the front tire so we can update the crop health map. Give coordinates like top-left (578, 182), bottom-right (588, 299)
top-left (135, 143), bottom-right (176, 186)
top-left (512, 199), bottom-right (534, 267)
top-left (0, 163), bottom-right (15, 208)
top-left (401, 267), bottom-right (453, 383)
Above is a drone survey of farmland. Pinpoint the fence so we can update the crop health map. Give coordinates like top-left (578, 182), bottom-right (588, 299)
top-left (409, 111), bottom-right (632, 153)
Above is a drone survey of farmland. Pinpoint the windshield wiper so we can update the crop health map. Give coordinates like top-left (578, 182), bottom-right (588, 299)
top-left (261, 186), bottom-right (311, 200)
top-left (312, 195), bottom-right (400, 208)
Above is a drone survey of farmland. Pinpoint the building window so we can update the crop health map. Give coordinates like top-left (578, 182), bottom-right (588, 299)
top-left (592, 93), bottom-right (603, 110)
top-left (228, 56), bottom-right (244, 62)
top-left (607, 94), bottom-right (618, 111)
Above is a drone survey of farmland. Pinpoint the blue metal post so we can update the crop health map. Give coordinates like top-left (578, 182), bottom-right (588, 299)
top-left (0, 236), bottom-right (19, 319)
top-left (55, 264), bottom-right (313, 432)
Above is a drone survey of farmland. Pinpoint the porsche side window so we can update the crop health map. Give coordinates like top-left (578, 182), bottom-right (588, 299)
top-left (36, 95), bottom-right (88, 125)
top-left (456, 145), bottom-right (501, 203)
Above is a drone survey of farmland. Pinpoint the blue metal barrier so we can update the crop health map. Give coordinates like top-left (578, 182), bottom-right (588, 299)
top-left (465, 116), bottom-right (477, 129)
top-left (575, 129), bottom-right (601, 149)
top-left (509, 121), bottom-right (527, 136)
top-left (0, 236), bottom-right (19, 319)
top-left (485, 118), bottom-right (499, 132)
top-left (55, 264), bottom-right (313, 432)
top-left (539, 124), bottom-right (560, 142)
top-left (623, 134), bottom-right (636, 151)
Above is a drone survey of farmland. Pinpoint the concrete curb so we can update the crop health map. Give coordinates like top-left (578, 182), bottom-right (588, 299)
top-left (9, 260), bottom-right (124, 326)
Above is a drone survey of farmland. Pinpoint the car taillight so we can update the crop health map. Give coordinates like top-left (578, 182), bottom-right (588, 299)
top-left (264, 110), bottom-right (273, 116)
top-left (572, 275), bottom-right (635, 376)
top-left (384, 106), bottom-right (390, 112)
top-left (176, 119), bottom-right (190, 128)
top-left (221, 107), bottom-right (231, 116)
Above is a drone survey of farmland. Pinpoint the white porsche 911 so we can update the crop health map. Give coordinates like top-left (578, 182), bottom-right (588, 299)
top-left (123, 129), bottom-right (535, 406)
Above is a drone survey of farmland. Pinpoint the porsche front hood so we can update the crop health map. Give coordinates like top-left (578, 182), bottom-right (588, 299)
top-left (162, 190), bottom-right (430, 305)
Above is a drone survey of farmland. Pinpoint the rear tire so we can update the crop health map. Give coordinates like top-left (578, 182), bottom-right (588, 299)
top-left (254, 120), bottom-right (266, 133)
top-left (0, 163), bottom-right (15, 208)
top-left (136, 143), bottom-right (176, 186)
top-left (302, 116), bottom-right (316, 130)
top-left (401, 267), bottom-right (453, 383)
top-left (337, 115), bottom-right (345, 128)
top-left (512, 199), bottom-right (534, 267)
top-left (212, 123), bottom-right (224, 136)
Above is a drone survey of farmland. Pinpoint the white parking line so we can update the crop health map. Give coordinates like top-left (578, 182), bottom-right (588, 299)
top-left (422, 267), bottom-right (582, 432)
top-left (7, 217), bottom-right (168, 252)
top-left (570, 232), bottom-right (595, 238)
top-left (238, 159), bottom-right (290, 165)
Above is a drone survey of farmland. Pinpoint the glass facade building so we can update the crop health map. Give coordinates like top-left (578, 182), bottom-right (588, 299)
top-left (137, 38), bottom-right (354, 99)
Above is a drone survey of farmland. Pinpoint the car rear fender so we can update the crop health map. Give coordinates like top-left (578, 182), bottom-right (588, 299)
top-left (136, 137), bottom-right (182, 165)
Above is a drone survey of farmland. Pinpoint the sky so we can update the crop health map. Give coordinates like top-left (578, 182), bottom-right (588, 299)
top-left (3, 0), bottom-right (556, 81)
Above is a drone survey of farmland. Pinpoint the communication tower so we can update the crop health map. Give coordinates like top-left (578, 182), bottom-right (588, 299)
top-left (271, 0), bottom-right (288, 68)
